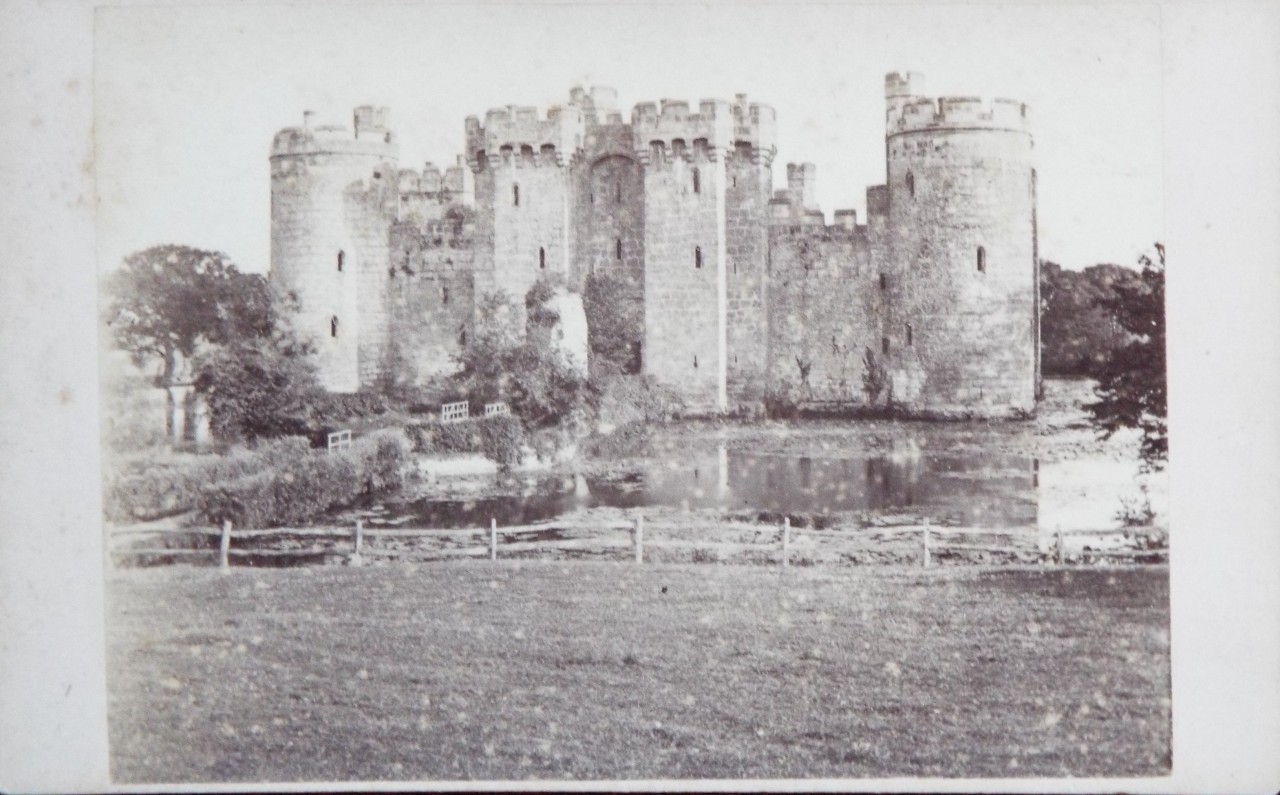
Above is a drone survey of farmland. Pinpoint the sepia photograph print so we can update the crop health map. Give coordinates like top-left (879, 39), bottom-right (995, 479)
top-left (87, 1), bottom-right (1178, 786)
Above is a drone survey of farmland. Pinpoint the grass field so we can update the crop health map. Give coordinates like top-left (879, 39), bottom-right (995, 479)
top-left (107, 562), bottom-right (1170, 783)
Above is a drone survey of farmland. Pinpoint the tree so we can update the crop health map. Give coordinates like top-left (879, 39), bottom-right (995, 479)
top-left (452, 288), bottom-right (599, 430)
top-left (1084, 245), bottom-right (1167, 470)
top-left (1040, 260), bottom-right (1145, 377)
top-left (194, 331), bottom-right (323, 443)
top-left (105, 245), bottom-right (273, 386)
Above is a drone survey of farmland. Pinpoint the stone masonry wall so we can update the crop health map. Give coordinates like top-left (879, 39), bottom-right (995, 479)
top-left (642, 143), bottom-right (727, 411)
top-left (271, 146), bottom-right (397, 393)
top-left (724, 143), bottom-right (772, 405)
top-left (480, 153), bottom-right (571, 315)
top-left (885, 126), bottom-right (1037, 416)
top-left (385, 214), bottom-right (476, 385)
top-left (766, 226), bottom-right (885, 404)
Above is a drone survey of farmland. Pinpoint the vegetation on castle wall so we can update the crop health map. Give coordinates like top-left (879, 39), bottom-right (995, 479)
top-left (582, 271), bottom-right (643, 376)
top-left (453, 288), bottom-right (600, 434)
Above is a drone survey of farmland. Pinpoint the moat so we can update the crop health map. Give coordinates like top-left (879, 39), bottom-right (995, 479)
top-left (360, 420), bottom-right (1041, 531)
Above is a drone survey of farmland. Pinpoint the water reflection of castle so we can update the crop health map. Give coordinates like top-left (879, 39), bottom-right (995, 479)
top-left (625, 444), bottom-right (1037, 527)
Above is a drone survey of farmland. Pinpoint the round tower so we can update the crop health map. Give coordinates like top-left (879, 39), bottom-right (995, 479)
top-left (270, 106), bottom-right (398, 393)
top-left (882, 73), bottom-right (1037, 417)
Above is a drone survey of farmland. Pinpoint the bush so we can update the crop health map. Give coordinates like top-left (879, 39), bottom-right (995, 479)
top-left (475, 415), bottom-right (524, 468)
top-left (596, 375), bottom-right (673, 427)
top-left (103, 437), bottom-right (313, 522)
top-left (405, 416), bottom-right (524, 468)
top-left (134, 429), bottom-right (414, 529)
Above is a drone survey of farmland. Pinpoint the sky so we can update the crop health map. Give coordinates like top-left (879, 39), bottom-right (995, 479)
top-left (95, 2), bottom-right (1164, 275)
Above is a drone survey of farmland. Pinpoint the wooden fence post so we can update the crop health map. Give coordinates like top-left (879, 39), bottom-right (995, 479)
top-left (634, 515), bottom-right (644, 564)
top-left (922, 519), bottom-right (931, 569)
top-left (219, 520), bottom-right (231, 573)
top-left (781, 517), bottom-right (790, 568)
top-left (490, 518), bottom-right (498, 561)
top-left (350, 519), bottom-right (364, 567)
top-left (1056, 526), bottom-right (1065, 566)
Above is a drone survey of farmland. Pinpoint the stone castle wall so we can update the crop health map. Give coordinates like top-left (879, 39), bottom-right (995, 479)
top-left (269, 74), bottom-right (1040, 418)
top-left (765, 225), bottom-right (887, 405)
top-left (641, 141), bottom-right (728, 412)
top-left (269, 112), bottom-right (397, 392)
top-left (385, 212), bottom-right (476, 386)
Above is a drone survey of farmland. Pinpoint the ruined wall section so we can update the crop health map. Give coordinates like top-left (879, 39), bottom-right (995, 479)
top-left (467, 106), bottom-right (583, 318)
top-left (634, 99), bottom-right (733, 411)
top-left (884, 77), bottom-right (1037, 417)
top-left (723, 95), bottom-right (776, 405)
top-left (385, 210), bottom-right (476, 385)
top-left (270, 107), bottom-right (398, 393)
top-left (766, 224), bottom-right (883, 404)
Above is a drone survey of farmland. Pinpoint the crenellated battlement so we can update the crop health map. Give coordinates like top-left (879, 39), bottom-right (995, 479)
top-left (632, 97), bottom-right (734, 161)
top-left (465, 102), bottom-right (585, 170)
top-left (888, 94), bottom-right (1030, 137)
top-left (271, 106), bottom-right (398, 159)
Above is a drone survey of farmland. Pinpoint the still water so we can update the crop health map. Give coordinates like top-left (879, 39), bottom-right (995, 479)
top-left (377, 443), bottom-right (1037, 530)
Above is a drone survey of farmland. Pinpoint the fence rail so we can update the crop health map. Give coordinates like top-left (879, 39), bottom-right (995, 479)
top-left (106, 516), bottom-right (1166, 571)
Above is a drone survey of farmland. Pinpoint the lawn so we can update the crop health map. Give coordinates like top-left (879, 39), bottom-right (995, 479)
top-left (106, 561), bottom-right (1170, 783)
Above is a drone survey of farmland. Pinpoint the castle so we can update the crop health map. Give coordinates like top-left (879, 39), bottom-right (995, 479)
top-left (269, 72), bottom-right (1040, 418)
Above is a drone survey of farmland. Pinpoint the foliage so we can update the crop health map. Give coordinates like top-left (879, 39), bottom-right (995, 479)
top-left (1084, 246), bottom-right (1167, 470)
top-left (582, 271), bottom-right (644, 375)
top-left (194, 429), bottom-right (412, 528)
top-left (452, 289), bottom-right (600, 432)
top-left (1115, 481), bottom-right (1157, 528)
top-left (194, 332), bottom-right (324, 443)
top-left (475, 415), bottom-right (525, 468)
top-left (405, 415), bottom-right (525, 468)
top-left (1040, 261), bottom-right (1145, 377)
top-left (105, 245), bottom-right (274, 385)
top-left (524, 274), bottom-right (565, 330)
top-left (596, 374), bottom-right (684, 426)
top-left (103, 437), bottom-right (313, 522)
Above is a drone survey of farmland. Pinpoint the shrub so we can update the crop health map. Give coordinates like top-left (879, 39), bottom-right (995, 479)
top-left (185, 429), bottom-right (412, 529)
top-left (598, 374), bottom-right (683, 426)
top-left (475, 415), bottom-right (524, 468)
top-left (102, 437), bottom-right (313, 522)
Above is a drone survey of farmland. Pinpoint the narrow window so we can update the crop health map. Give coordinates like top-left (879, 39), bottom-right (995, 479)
top-left (615, 238), bottom-right (622, 260)
top-left (459, 328), bottom-right (467, 346)
top-left (906, 323), bottom-right (913, 346)
top-left (694, 245), bottom-right (702, 269)
top-left (337, 250), bottom-right (345, 272)
top-left (513, 184), bottom-right (520, 206)
top-left (906, 172), bottom-right (915, 198)
top-left (590, 191), bottom-right (595, 204)
top-left (692, 167), bottom-right (701, 194)
top-left (441, 286), bottom-right (450, 305)
top-left (539, 246), bottom-right (546, 269)
top-left (879, 273), bottom-right (887, 291)
top-left (693, 355), bottom-right (698, 369)
top-left (881, 336), bottom-right (890, 355)
top-left (615, 181), bottom-right (622, 203)
top-left (330, 316), bottom-right (339, 338)
top-left (977, 246), bottom-right (987, 273)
